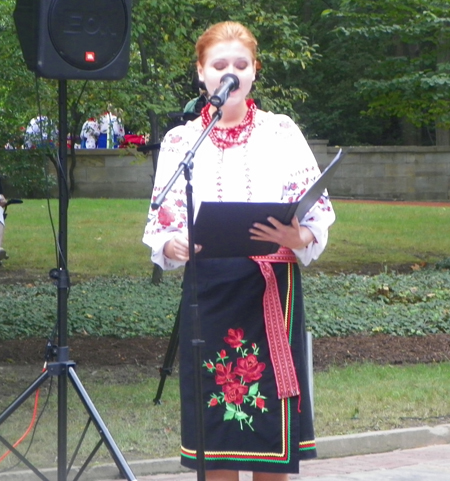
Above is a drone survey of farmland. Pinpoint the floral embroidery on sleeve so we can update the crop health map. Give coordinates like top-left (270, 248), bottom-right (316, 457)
top-left (269, 113), bottom-right (335, 265)
top-left (143, 130), bottom-right (192, 238)
top-left (158, 206), bottom-right (175, 226)
top-left (203, 328), bottom-right (268, 431)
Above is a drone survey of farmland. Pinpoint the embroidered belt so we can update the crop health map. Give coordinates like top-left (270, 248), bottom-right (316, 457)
top-left (250, 247), bottom-right (300, 400)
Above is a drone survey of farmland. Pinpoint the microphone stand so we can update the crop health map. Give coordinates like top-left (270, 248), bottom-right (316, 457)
top-left (152, 107), bottom-right (223, 481)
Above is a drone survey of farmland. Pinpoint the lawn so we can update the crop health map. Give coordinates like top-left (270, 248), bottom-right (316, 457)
top-left (2, 198), bottom-right (449, 276)
top-left (0, 198), bottom-right (449, 473)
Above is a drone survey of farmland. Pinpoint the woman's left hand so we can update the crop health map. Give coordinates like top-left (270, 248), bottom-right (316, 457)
top-left (249, 215), bottom-right (314, 251)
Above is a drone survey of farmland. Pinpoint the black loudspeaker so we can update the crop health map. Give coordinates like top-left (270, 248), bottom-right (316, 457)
top-left (13, 0), bottom-right (131, 80)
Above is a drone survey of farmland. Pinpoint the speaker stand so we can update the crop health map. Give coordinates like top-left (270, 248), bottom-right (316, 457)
top-left (0, 80), bottom-right (136, 481)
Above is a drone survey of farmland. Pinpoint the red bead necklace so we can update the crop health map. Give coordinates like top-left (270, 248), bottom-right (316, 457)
top-left (201, 99), bottom-right (257, 149)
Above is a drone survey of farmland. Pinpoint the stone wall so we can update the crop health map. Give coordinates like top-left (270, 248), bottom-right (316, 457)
top-left (71, 149), bottom-right (155, 199)
top-left (71, 142), bottom-right (450, 201)
top-left (310, 140), bottom-right (450, 201)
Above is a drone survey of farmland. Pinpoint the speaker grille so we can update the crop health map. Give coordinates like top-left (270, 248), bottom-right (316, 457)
top-left (48, 0), bottom-right (128, 71)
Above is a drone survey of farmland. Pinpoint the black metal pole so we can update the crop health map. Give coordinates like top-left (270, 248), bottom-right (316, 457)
top-left (57, 79), bottom-right (70, 481)
top-left (53, 80), bottom-right (136, 481)
top-left (151, 108), bottom-right (223, 481)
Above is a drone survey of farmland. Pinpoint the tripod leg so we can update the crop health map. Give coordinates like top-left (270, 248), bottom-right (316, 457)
top-left (72, 438), bottom-right (103, 481)
top-left (0, 435), bottom-right (49, 481)
top-left (153, 301), bottom-right (181, 405)
top-left (0, 370), bottom-right (49, 425)
top-left (67, 366), bottom-right (137, 481)
top-left (0, 370), bottom-right (51, 480)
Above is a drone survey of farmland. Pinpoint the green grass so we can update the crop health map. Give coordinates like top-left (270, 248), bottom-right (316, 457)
top-left (314, 201), bottom-right (450, 270)
top-left (2, 198), bottom-right (152, 277)
top-left (314, 362), bottom-right (450, 436)
top-left (1, 363), bottom-right (449, 471)
top-left (0, 372), bottom-right (182, 470)
top-left (1, 198), bottom-right (450, 472)
top-left (2, 198), bottom-right (450, 276)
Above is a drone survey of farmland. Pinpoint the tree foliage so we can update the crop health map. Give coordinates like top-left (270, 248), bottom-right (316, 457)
top-left (2, 0), bottom-right (450, 149)
top-left (323, 0), bottom-right (450, 131)
top-left (288, 0), bottom-right (399, 145)
top-left (0, 0), bottom-right (318, 147)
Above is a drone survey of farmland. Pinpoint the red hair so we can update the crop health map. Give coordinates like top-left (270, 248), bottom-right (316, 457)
top-left (196, 21), bottom-right (259, 67)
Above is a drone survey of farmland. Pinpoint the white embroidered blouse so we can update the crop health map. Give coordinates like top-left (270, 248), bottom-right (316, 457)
top-left (143, 109), bottom-right (335, 270)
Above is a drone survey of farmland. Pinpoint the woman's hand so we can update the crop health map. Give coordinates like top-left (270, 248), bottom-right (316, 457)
top-left (249, 215), bottom-right (314, 251)
top-left (163, 234), bottom-right (202, 261)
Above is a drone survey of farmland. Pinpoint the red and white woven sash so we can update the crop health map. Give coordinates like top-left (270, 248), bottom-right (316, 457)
top-left (250, 247), bottom-right (300, 400)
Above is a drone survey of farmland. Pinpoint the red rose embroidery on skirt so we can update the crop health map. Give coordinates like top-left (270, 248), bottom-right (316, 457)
top-left (234, 354), bottom-right (265, 383)
top-left (223, 381), bottom-right (249, 405)
top-left (223, 327), bottom-right (245, 348)
top-left (203, 328), bottom-right (268, 431)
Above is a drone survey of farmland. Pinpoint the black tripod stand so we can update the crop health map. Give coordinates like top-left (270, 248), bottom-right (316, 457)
top-left (0, 81), bottom-right (136, 481)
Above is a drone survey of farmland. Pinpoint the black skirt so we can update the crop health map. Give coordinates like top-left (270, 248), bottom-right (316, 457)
top-left (179, 257), bottom-right (316, 474)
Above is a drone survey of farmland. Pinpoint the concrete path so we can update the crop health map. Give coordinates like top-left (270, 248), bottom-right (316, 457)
top-left (90, 443), bottom-right (450, 481)
top-left (3, 424), bottom-right (449, 481)
top-left (105, 444), bottom-right (450, 481)
top-left (129, 444), bottom-right (450, 480)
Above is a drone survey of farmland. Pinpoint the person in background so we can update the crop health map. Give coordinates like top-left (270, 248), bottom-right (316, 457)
top-left (24, 115), bottom-right (57, 149)
top-left (182, 83), bottom-right (209, 122)
top-left (119, 126), bottom-right (147, 148)
top-left (97, 111), bottom-right (125, 148)
top-left (0, 177), bottom-right (8, 261)
top-left (80, 117), bottom-right (100, 149)
top-left (143, 21), bottom-right (335, 481)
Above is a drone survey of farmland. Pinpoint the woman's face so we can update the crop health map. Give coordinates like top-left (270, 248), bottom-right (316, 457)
top-left (198, 40), bottom-right (256, 108)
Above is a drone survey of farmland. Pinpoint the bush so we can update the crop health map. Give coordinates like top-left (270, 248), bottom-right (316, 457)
top-left (304, 269), bottom-right (450, 337)
top-left (0, 275), bottom-right (182, 340)
top-left (1, 269), bottom-right (449, 341)
top-left (0, 149), bottom-right (57, 198)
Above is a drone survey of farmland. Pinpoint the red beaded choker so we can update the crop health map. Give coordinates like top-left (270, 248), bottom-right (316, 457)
top-left (201, 99), bottom-right (257, 149)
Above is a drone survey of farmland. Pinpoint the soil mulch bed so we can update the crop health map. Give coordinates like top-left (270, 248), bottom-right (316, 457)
top-left (1, 333), bottom-right (449, 374)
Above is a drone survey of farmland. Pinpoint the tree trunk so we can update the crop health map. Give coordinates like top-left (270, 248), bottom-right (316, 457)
top-left (435, 32), bottom-right (450, 146)
top-left (302, 0), bottom-right (312, 22)
top-left (137, 32), bottom-right (164, 285)
top-left (393, 39), bottom-right (422, 145)
top-left (400, 118), bottom-right (421, 145)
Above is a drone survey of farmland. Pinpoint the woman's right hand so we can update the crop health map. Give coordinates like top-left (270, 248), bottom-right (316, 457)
top-left (163, 234), bottom-right (202, 261)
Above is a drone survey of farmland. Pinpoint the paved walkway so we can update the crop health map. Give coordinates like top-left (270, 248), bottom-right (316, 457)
top-left (1, 426), bottom-right (450, 480)
top-left (95, 444), bottom-right (450, 481)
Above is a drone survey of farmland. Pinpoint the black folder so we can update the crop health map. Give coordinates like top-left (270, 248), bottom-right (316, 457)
top-left (194, 149), bottom-right (346, 258)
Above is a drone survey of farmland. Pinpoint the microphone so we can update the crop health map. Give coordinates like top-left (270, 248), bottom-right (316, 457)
top-left (209, 74), bottom-right (240, 107)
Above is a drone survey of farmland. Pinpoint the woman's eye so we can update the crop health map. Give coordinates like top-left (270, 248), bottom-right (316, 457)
top-left (235, 62), bottom-right (249, 70)
top-left (213, 62), bottom-right (226, 70)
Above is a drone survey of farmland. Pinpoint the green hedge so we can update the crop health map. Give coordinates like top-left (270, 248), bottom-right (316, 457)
top-left (303, 269), bottom-right (450, 337)
top-left (0, 149), bottom-right (56, 198)
top-left (1, 268), bottom-right (449, 341)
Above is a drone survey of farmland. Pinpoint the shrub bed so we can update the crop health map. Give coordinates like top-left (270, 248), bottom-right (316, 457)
top-left (1, 268), bottom-right (449, 341)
